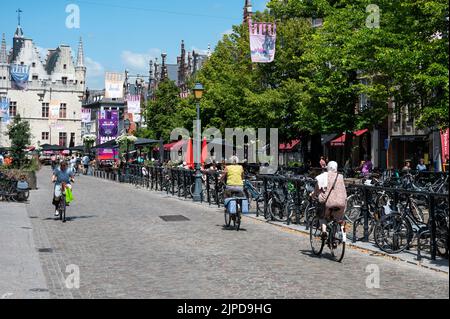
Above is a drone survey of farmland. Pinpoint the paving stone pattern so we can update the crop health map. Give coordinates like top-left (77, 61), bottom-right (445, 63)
top-left (23, 168), bottom-right (449, 299)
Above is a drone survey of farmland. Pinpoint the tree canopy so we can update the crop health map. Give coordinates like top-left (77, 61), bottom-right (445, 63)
top-left (6, 115), bottom-right (32, 168)
top-left (141, 0), bottom-right (449, 144)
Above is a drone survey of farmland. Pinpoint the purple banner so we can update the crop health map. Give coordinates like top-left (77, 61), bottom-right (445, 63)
top-left (98, 110), bottom-right (119, 160)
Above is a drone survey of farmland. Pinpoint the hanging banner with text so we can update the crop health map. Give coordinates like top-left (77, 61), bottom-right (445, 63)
top-left (105, 72), bottom-right (124, 99)
top-left (441, 128), bottom-right (449, 165)
top-left (98, 119), bottom-right (119, 144)
top-left (126, 95), bottom-right (141, 115)
top-left (81, 108), bottom-right (92, 123)
top-left (249, 19), bottom-right (277, 63)
top-left (10, 64), bottom-right (30, 90)
top-left (0, 96), bottom-right (10, 124)
top-left (49, 100), bottom-right (60, 126)
top-left (97, 110), bottom-right (119, 160)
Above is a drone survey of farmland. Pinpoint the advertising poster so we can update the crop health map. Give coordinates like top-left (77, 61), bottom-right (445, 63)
top-left (249, 21), bottom-right (277, 63)
top-left (81, 108), bottom-right (92, 123)
top-left (49, 100), bottom-right (60, 125)
top-left (10, 64), bottom-right (30, 90)
top-left (105, 72), bottom-right (124, 99)
top-left (97, 110), bottom-right (119, 161)
top-left (0, 97), bottom-right (10, 124)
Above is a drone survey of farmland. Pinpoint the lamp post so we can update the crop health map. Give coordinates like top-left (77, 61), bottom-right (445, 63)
top-left (192, 83), bottom-right (204, 202)
top-left (124, 118), bottom-right (131, 164)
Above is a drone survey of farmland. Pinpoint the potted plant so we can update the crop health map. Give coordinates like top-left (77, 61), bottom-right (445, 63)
top-left (83, 134), bottom-right (97, 154)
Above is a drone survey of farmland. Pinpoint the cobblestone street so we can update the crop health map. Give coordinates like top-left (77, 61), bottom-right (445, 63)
top-left (5, 167), bottom-right (448, 299)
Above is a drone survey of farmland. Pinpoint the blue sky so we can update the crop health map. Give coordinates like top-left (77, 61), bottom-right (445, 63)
top-left (0, 0), bottom-right (268, 89)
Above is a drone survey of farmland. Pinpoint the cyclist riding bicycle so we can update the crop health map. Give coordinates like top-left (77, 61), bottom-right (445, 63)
top-left (312, 161), bottom-right (347, 240)
top-left (52, 161), bottom-right (75, 217)
top-left (221, 156), bottom-right (245, 198)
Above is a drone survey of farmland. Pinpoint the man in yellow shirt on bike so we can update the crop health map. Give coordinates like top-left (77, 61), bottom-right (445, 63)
top-left (221, 156), bottom-right (245, 197)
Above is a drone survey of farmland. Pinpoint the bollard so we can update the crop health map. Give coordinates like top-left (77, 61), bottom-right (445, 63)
top-left (214, 173), bottom-right (220, 207)
top-left (429, 195), bottom-right (437, 260)
top-left (362, 186), bottom-right (370, 242)
top-left (150, 167), bottom-right (154, 190)
top-left (171, 169), bottom-right (175, 196)
top-left (177, 170), bottom-right (181, 197)
top-left (295, 180), bottom-right (301, 225)
top-left (183, 171), bottom-right (187, 199)
top-left (263, 177), bottom-right (268, 219)
top-left (206, 173), bottom-right (211, 205)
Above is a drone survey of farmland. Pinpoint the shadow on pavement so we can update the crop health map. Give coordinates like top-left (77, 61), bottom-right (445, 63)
top-left (218, 225), bottom-right (248, 232)
top-left (42, 215), bottom-right (97, 222)
top-left (65, 215), bottom-right (97, 222)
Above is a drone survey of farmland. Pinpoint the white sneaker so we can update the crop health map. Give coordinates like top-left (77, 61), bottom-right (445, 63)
top-left (55, 210), bottom-right (60, 217)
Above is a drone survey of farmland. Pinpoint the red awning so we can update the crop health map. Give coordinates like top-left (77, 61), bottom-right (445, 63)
top-left (330, 129), bottom-right (369, 147)
top-left (279, 139), bottom-right (301, 151)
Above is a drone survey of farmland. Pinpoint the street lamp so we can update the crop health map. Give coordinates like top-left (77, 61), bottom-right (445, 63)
top-left (192, 83), bottom-right (204, 202)
top-left (124, 119), bottom-right (131, 163)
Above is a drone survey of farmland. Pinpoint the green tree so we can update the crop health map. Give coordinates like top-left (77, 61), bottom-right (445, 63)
top-left (143, 80), bottom-right (183, 141)
top-left (6, 115), bottom-right (32, 168)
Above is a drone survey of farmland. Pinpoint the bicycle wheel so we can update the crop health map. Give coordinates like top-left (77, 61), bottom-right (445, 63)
top-left (304, 204), bottom-right (316, 228)
top-left (286, 200), bottom-right (299, 225)
top-left (59, 197), bottom-right (66, 222)
top-left (346, 215), bottom-right (376, 242)
top-left (345, 194), bottom-right (362, 223)
top-left (62, 201), bottom-right (66, 223)
top-left (269, 198), bottom-right (287, 222)
top-left (224, 210), bottom-right (232, 227)
top-left (329, 223), bottom-right (346, 262)
top-left (310, 216), bottom-right (324, 256)
top-left (234, 211), bottom-right (241, 231)
top-left (255, 198), bottom-right (264, 217)
top-left (374, 214), bottom-right (412, 254)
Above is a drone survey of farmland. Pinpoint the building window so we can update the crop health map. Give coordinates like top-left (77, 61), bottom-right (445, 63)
top-left (42, 103), bottom-right (49, 118)
top-left (62, 77), bottom-right (68, 84)
top-left (9, 101), bottom-right (17, 117)
top-left (32, 75), bottom-right (38, 80)
top-left (42, 132), bottom-right (49, 141)
top-left (59, 103), bottom-right (67, 118)
top-left (70, 133), bottom-right (76, 147)
top-left (59, 132), bottom-right (67, 147)
top-left (32, 62), bottom-right (36, 68)
top-left (64, 64), bottom-right (67, 70)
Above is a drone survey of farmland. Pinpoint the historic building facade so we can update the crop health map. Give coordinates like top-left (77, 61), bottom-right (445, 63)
top-left (0, 22), bottom-right (86, 148)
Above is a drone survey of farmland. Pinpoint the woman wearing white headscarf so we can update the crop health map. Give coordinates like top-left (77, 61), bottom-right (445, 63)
top-left (313, 161), bottom-right (347, 234)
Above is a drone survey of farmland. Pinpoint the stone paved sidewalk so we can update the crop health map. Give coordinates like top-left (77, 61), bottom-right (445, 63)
top-left (0, 203), bottom-right (49, 299)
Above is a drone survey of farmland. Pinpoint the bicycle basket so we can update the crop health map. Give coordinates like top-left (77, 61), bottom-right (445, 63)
top-left (17, 181), bottom-right (29, 190)
top-left (224, 199), bottom-right (237, 214)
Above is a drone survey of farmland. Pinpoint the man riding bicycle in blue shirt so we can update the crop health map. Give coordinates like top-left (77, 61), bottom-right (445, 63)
top-left (52, 161), bottom-right (74, 217)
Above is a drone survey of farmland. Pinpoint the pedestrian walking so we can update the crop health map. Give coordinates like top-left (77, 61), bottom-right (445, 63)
top-left (320, 156), bottom-right (327, 170)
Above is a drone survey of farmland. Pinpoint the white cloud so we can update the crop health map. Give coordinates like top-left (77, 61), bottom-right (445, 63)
top-left (121, 49), bottom-right (162, 73)
top-left (85, 57), bottom-right (105, 89)
top-left (85, 57), bottom-right (104, 77)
